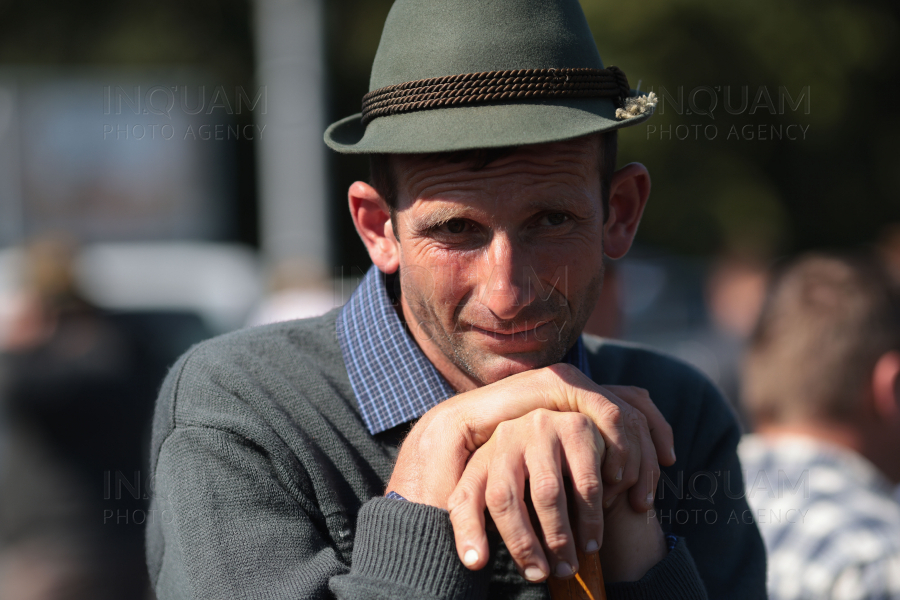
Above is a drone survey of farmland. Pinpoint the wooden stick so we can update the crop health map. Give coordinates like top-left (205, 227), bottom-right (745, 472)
top-left (543, 477), bottom-right (607, 600)
top-left (546, 544), bottom-right (607, 600)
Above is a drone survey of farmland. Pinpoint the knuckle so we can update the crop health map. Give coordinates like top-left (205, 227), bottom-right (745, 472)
top-left (494, 420), bottom-right (513, 441)
top-left (446, 486), bottom-right (470, 514)
top-left (485, 484), bottom-right (518, 517)
top-left (528, 408), bottom-right (553, 429)
top-left (636, 410), bottom-right (649, 429)
top-left (625, 408), bottom-right (648, 434)
top-left (542, 531), bottom-right (571, 554)
top-left (530, 473), bottom-right (562, 507)
top-left (566, 411), bottom-right (593, 431)
top-left (574, 473), bottom-right (602, 502)
top-left (601, 402), bottom-right (623, 428)
top-left (503, 534), bottom-right (538, 562)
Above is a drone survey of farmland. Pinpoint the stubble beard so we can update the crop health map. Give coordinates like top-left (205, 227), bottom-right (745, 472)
top-left (406, 267), bottom-right (605, 386)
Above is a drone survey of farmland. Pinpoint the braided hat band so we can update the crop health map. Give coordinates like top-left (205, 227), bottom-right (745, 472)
top-left (360, 66), bottom-right (630, 126)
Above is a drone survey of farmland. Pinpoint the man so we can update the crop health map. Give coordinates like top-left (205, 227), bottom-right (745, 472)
top-left (146, 1), bottom-right (765, 598)
top-left (739, 253), bottom-right (900, 600)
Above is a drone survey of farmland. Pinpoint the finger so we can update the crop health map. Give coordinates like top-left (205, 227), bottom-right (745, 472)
top-left (523, 413), bottom-right (578, 578)
top-left (626, 410), bottom-right (660, 513)
top-left (605, 385), bottom-right (676, 466)
top-left (448, 446), bottom-right (492, 570)
top-left (544, 369), bottom-right (633, 490)
top-left (583, 387), bottom-right (640, 499)
top-left (439, 365), bottom-right (584, 450)
top-left (441, 363), bottom-right (616, 451)
top-left (558, 413), bottom-right (604, 553)
top-left (612, 401), bottom-right (646, 502)
top-left (484, 425), bottom-right (549, 582)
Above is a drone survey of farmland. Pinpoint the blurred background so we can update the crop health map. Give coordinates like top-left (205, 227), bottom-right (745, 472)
top-left (0, 0), bottom-right (898, 598)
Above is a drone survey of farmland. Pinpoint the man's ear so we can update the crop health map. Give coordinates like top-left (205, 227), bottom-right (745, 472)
top-left (603, 162), bottom-right (650, 259)
top-left (871, 350), bottom-right (900, 420)
top-left (348, 181), bottom-right (400, 274)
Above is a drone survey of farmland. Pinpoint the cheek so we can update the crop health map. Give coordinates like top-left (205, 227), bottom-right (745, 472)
top-left (399, 251), bottom-right (476, 315)
top-left (525, 246), bottom-right (601, 300)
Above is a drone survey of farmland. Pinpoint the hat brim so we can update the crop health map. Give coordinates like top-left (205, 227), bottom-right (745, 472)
top-left (324, 94), bottom-right (654, 154)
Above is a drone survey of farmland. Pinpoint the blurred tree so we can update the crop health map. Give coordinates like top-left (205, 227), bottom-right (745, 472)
top-left (0, 0), bottom-right (253, 77)
top-left (581, 0), bottom-right (900, 258)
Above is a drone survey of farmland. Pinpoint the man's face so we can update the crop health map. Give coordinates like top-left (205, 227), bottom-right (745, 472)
top-left (391, 136), bottom-right (607, 389)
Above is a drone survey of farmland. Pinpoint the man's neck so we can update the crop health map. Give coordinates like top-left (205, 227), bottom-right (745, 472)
top-left (755, 421), bottom-right (864, 454)
top-left (755, 420), bottom-right (900, 484)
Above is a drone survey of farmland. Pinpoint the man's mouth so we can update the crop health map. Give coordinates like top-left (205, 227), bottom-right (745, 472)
top-left (469, 319), bottom-right (552, 338)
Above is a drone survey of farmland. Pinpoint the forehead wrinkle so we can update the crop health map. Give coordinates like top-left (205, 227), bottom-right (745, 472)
top-left (403, 159), bottom-right (597, 203)
top-left (396, 139), bottom-right (600, 202)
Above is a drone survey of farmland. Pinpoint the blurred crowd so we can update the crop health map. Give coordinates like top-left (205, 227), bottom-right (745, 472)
top-left (0, 230), bottom-right (899, 600)
top-left (0, 239), bottom-right (212, 600)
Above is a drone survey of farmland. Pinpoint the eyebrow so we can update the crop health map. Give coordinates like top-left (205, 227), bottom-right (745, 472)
top-left (408, 205), bottom-right (471, 233)
top-left (407, 194), bottom-right (597, 233)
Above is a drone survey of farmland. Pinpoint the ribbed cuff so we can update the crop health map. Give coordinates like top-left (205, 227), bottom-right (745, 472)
top-left (605, 537), bottom-right (708, 600)
top-left (339, 497), bottom-right (491, 600)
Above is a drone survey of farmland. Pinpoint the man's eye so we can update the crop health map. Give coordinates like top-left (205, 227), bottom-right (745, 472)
top-left (544, 213), bottom-right (568, 226)
top-left (445, 219), bottom-right (467, 234)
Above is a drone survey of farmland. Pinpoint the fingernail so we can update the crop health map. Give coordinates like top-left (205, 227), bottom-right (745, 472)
top-left (556, 561), bottom-right (574, 577)
top-left (524, 566), bottom-right (546, 581)
top-left (615, 467), bottom-right (623, 481)
top-left (604, 494), bottom-right (617, 508)
top-left (670, 447), bottom-right (677, 462)
top-left (646, 492), bottom-right (655, 506)
top-left (585, 539), bottom-right (599, 553)
top-left (463, 549), bottom-right (479, 566)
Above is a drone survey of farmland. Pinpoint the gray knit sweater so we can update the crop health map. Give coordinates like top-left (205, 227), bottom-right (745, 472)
top-left (146, 310), bottom-right (766, 599)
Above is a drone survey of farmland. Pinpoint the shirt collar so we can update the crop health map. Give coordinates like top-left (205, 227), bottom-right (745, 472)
top-left (336, 266), bottom-right (591, 434)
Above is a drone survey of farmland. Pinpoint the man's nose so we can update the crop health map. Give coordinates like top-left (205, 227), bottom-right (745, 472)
top-left (476, 234), bottom-right (536, 320)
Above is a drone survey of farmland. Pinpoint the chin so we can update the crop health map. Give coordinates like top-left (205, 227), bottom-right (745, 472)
top-left (466, 347), bottom-right (565, 384)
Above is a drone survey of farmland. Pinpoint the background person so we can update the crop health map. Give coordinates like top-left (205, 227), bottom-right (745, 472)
top-left (0, 238), bottom-right (152, 600)
top-left (739, 252), bottom-right (900, 600)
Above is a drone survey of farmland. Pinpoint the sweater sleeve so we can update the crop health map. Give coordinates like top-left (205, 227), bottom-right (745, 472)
top-left (151, 425), bottom-right (345, 599)
top-left (330, 498), bottom-right (492, 600)
top-left (150, 426), bottom-right (490, 600)
top-left (147, 341), bottom-right (494, 600)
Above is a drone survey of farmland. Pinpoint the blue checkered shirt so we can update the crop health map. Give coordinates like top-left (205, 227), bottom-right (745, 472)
top-left (739, 434), bottom-right (900, 600)
top-left (336, 266), bottom-right (591, 434)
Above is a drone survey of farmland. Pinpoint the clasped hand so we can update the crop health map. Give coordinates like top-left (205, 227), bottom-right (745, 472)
top-left (385, 363), bottom-right (674, 583)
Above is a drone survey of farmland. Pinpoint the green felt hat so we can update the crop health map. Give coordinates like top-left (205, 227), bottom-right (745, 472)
top-left (324, 0), bottom-right (656, 155)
